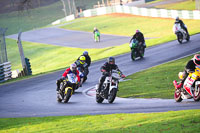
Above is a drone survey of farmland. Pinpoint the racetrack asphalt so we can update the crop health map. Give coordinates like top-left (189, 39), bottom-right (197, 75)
top-left (1, 28), bottom-right (200, 118)
top-left (7, 27), bottom-right (130, 48)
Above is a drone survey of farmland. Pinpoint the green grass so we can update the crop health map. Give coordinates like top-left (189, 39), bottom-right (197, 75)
top-left (6, 38), bottom-right (130, 75)
top-left (61, 14), bottom-right (200, 47)
top-left (155, 0), bottom-right (196, 10)
top-left (117, 55), bottom-right (195, 99)
top-left (0, 109), bottom-right (200, 132)
top-left (0, 0), bottom-right (100, 35)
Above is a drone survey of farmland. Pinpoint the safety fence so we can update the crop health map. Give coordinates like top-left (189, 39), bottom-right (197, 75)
top-left (52, 5), bottom-right (200, 25)
top-left (0, 62), bottom-right (12, 83)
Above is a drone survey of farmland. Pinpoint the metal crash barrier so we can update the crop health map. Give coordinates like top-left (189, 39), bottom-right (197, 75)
top-left (0, 62), bottom-right (12, 83)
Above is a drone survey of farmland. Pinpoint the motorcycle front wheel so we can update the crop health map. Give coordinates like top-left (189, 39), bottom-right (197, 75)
top-left (96, 94), bottom-right (104, 103)
top-left (174, 89), bottom-right (182, 102)
top-left (108, 88), bottom-right (117, 103)
top-left (131, 49), bottom-right (135, 61)
top-left (186, 34), bottom-right (190, 41)
top-left (63, 88), bottom-right (72, 103)
top-left (193, 85), bottom-right (200, 101)
top-left (177, 34), bottom-right (183, 44)
top-left (57, 93), bottom-right (62, 103)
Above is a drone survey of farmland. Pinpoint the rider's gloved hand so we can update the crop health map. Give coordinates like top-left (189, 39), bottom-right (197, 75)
top-left (121, 74), bottom-right (126, 78)
top-left (101, 69), bottom-right (106, 72)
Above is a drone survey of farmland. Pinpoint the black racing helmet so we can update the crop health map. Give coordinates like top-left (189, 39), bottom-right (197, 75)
top-left (107, 57), bottom-right (115, 64)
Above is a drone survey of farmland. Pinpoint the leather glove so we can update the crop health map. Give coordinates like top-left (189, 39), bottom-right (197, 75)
top-left (101, 69), bottom-right (106, 72)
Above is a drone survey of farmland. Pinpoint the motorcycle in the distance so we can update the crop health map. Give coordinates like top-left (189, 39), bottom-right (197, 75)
top-left (173, 66), bottom-right (200, 102)
top-left (173, 23), bottom-right (190, 44)
top-left (129, 39), bottom-right (145, 61)
top-left (57, 73), bottom-right (78, 103)
top-left (94, 31), bottom-right (100, 42)
top-left (96, 70), bottom-right (124, 103)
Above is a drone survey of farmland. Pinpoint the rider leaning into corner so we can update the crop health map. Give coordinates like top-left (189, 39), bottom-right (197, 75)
top-left (96, 57), bottom-right (126, 94)
top-left (78, 51), bottom-right (91, 67)
top-left (130, 30), bottom-right (146, 50)
top-left (75, 55), bottom-right (89, 86)
top-left (173, 54), bottom-right (200, 89)
top-left (56, 63), bottom-right (80, 93)
top-left (175, 16), bottom-right (189, 35)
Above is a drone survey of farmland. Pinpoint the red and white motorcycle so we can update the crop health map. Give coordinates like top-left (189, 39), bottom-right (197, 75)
top-left (173, 66), bottom-right (200, 102)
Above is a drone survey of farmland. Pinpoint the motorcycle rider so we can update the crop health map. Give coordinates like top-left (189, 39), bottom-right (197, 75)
top-left (56, 63), bottom-right (80, 93)
top-left (93, 27), bottom-right (100, 41)
top-left (174, 16), bottom-right (189, 35)
top-left (96, 57), bottom-right (126, 94)
top-left (75, 56), bottom-right (89, 86)
top-left (130, 30), bottom-right (146, 51)
top-left (78, 51), bottom-right (91, 67)
top-left (173, 54), bottom-right (200, 89)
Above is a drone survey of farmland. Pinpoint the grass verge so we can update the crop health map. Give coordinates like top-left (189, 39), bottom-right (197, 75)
top-left (155, 0), bottom-right (196, 10)
top-left (61, 13), bottom-right (200, 47)
top-left (0, 109), bottom-right (200, 132)
top-left (117, 54), bottom-right (196, 99)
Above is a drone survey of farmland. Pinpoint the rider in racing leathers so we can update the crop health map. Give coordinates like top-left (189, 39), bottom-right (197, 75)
top-left (56, 63), bottom-right (80, 93)
top-left (174, 16), bottom-right (189, 35)
top-left (96, 57), bottom-right (126, 94)
top-left (78, 51), bottom-right (91, 67)
top-left (75, 56), bottom-right (89, 86)
top-left (130, 30), bottom-right (146, 51)
top-left (173, 54), bottom-right (200, 89)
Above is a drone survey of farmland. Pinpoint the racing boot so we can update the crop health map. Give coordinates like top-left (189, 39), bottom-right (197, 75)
top-left (173, 80), bottom-right (183, 89)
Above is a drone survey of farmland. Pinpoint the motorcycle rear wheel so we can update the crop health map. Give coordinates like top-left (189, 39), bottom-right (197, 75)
top-left (174, 89), bottom-right (182, 102)
top-left (108, 88), bottom-right (117, 103)
top-left (63, 89), bottom-right (72, 103)
top-left (96, 94), bottom-right (104, 103)
top-left (193, 85), bottom-right (200, 101)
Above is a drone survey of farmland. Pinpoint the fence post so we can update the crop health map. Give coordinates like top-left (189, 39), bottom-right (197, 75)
top-left (17, 32), bottom-right (28, 75)
top-left (0, 28), bottom-right (8, 64)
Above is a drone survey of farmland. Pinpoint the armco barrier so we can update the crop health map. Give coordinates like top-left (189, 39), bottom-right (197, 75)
top-left (0, 62), bottom-right (12, 83)
top-left (51, 5), bottom-right (200, 25)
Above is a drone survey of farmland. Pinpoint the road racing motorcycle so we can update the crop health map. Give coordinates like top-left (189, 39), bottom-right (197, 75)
top-left (173, 66), bottom-right (200, 102)
top-left (129, 39), bottom-right (144, 61)
top-left (173, 23), bottom-right (190, 44)
top-left (57, 73), bottom-right (78, 103)
top-left (96, 70), bottom-right (123, 103)
top-left (94, 31), bottom-right (100, 42)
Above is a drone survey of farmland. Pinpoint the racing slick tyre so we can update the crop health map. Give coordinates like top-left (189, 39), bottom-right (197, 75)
top-left (96, 94), bottom-right (104, 103)
top-left (57, 94), bottom-right (62, 103)
top-left (193, 85), bottom-right (200, 101)
top-left (174, 89), bottom-right (182, 102)
top-left (131, 49), bottom-right (135, 61)
top-left (63, 88), bottom-right (72, 103)
top-left (108, 88), bottom-right (117, 103)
